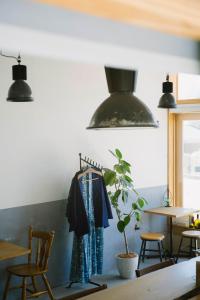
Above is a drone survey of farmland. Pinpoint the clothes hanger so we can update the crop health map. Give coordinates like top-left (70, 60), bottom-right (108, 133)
top-left (78, 154), bottom-right (103, 181)
top-left (77, 167), bottom-right (102, 180)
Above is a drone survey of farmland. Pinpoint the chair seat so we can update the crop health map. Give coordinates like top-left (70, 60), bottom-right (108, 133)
top-left (182, 230), bottom-right (200, 238)
top-left (7, 264), bottom-right (46, 277)
top-left (141, 232), bottom-right (165, 241)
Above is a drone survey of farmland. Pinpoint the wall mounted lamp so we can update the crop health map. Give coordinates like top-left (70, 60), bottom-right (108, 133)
top-left (87, 66), bottom-right (158, 129)
top-left (0, 51), bottom-right (33, 102)
top-left (158, 74), bottom-right (176, 109)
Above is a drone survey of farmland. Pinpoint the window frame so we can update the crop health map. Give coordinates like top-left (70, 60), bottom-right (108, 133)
top-left (171, 74), bottom-right (200, 105)
top-left (168, 112), bottom-right (200, 208)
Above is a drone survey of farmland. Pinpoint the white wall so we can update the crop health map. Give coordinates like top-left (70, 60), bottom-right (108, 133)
top-left (0, 23), bottom-right (199, 74)
top-left (0, 4), bottom-right (199, 209)
top-left (0, 50), bottom-right (198, 209)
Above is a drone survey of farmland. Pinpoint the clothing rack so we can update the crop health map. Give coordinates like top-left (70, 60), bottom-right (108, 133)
top-left (67, 153), bottom-right (105, 290)
top-left (79, 153), bottom-right (103, 171)
top-left (67, 280), bottom-right (105, 289)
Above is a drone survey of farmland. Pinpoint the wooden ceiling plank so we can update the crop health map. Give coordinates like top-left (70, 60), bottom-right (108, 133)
top-left (151, 0), bottom-right (200, 18)
top-left (35, 0), bottom-right (200, 40)
top-left (117, 0), bottom-right (200, 24)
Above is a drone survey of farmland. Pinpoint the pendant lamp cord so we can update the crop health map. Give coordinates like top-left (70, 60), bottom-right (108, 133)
top-left (0, 50), bottom-right (21, 64)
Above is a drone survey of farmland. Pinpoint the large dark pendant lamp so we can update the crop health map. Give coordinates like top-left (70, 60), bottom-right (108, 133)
top-left (87, 66), bottom-right (158, 129)
top-left (0, 51), bottom-right (33, 102)
top-left (158, 74), bottom-right (176, 108)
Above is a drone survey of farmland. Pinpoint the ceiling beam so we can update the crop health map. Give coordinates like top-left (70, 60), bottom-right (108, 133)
top-left (35, 0), bottom-right (200, 41)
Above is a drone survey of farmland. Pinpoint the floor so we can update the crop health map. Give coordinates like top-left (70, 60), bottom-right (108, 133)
top-left (6, 257), bottom-right (188, 299)
top-left (37, 257), bottom-right (188, 300)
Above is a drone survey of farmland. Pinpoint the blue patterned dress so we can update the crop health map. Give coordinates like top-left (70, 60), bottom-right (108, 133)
top-left (70, 173), bottom-right (104, 283)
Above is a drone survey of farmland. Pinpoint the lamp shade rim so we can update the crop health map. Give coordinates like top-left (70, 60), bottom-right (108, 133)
top-left (157, 103), bottom-right (176, 108)
top-left (87, 123), bottom-right (159, 129)
top-left (7, 97), bottom-right (34, 102)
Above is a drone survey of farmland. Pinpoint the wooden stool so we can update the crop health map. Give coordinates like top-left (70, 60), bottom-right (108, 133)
top-left (176, 230), bottom-right (200, 263)
top-left (137, 232), bottom-right (166, 269)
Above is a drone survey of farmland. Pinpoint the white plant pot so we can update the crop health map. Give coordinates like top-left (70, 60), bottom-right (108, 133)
top-left (116, 252), bottom-right (138, 279)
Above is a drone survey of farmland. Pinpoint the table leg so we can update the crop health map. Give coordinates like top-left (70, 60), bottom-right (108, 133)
top-left (169, 216), bottom-right (173, 257)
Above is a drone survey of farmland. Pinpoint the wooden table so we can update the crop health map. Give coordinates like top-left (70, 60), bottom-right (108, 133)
top-left (81, 257), bottom-right (200, 300)
top-left (144, 206), bottom-right (195, 256)
top-left (0, 241), bottom-right (30, 261)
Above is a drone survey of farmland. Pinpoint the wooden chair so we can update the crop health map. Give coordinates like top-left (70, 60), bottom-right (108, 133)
top-left (135, 258), bottom-right (175, 277)
top-left (3, 226), bottom-right (55, 300)
top-left (137, 232), bottom-right (166, 269)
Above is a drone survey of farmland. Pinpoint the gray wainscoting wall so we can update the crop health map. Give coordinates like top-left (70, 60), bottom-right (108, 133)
top-left (0, 185), bottom-right (167, 298)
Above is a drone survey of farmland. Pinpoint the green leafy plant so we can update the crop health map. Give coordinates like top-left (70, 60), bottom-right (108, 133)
top-left (103, 149), bottom-right (147, 255)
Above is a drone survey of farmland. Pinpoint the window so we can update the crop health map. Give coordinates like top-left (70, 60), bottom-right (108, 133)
top-left (169, 113), bottom-right (200, 209)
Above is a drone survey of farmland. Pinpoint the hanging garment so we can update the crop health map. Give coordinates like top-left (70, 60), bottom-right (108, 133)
top-left (70, 173), bottom-right (103, 283)
top-left (66, 171), bottom-right (113, 283)
top-left (66, 170), bottom-right (113, 237)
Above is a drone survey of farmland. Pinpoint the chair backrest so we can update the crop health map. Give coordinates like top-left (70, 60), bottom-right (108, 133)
top-left (28, 226), bottom-right (55, 271)
top-left (135, 259), bottom-right (175, 278)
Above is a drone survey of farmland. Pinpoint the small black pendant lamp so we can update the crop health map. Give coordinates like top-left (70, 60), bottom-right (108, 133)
top-left (87, 66), bottom-right (158, 129)
top-left (158, 75), bottom-right (176, 212)
top-left (0, 51), bottom-right (33, 102)
top-left (158, 74), bottom-right (176, 108)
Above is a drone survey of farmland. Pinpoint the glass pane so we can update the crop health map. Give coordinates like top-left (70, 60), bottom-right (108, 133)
top-left (183, 120), bottom-right (200, 209)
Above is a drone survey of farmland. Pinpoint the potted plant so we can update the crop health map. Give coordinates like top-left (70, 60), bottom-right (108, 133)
top-left (103, 149), bottom-right (147, 278)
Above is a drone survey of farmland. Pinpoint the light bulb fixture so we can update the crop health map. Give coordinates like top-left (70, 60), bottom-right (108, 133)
top-left (0, 51), bottom-right (33, 102)
top-left (87, 66), bottom-right (158, 129)
top-left (158, 74), bottom-right (176, 108)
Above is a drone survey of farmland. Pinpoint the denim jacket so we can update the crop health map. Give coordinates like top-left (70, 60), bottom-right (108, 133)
top-left (66, 171), bottom-right (113, 236)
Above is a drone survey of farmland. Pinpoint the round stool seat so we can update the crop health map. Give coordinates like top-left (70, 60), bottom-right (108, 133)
top-left (182, 230), bottom-right (200, 238)
top-left (140, 232), bottom-right (165, 241)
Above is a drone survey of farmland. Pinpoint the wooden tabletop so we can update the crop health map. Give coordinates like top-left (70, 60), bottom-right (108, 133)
top-left (0, 241), bottom-right (30, 261)
top-left (144, 206), bottom-right (195, 218)
top-left (81, 257), bottom-right (200, 300)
